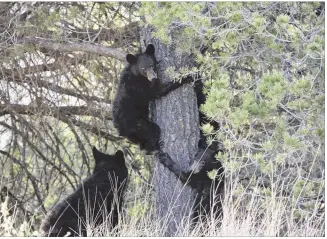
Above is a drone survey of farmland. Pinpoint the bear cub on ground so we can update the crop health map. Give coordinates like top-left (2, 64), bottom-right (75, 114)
top-left (158, 139), bottom-right (224, 223)
top-left (40, 147), bottom-right (128, 237)
top-left (112, 44), bottom-right (191, 154)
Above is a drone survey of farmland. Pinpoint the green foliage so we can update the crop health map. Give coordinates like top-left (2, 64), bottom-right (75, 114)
top-left (201, 122), bottom-right (214, 135)
top-left (259, 72), bottom-right (287, 101)
top-left (207, 169), bottom-right (218, 180)
top-left (140, 2), bottom-right (325, 224)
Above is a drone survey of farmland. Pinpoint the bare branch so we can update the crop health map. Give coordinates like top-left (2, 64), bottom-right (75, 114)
top-left (0, 104), bottom-right (112, 120)
top-left (59, 21), bottom-right (139, 45)
top-left (0, 150), bottom-right (46, 214)
top-left (0, 185), bottom-right (36, 226)
top-left (58, 114), bottom-right (121, 142)
top-left (18, 37), bottom-right (127, 62)
top-left (4, 75), bottom-right (111, 104)
top-left (0, 121), bottom-right (77, 190)
top-left (0, 104), bottom-right (121, 142)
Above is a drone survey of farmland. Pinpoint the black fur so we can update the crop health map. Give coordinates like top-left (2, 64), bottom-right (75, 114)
top-left (112, 44), bottom-right (191, 154)
top-left (40, 147), bottom-right (128, 237)
top-left (158, 140), bottom-right (224, 223)
top-left (194, 80), bottom-right (220, 144)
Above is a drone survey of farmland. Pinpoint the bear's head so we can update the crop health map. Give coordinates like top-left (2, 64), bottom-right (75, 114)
top-left (126, 44), bottom-right (157, 81)
top-left (189, 139), bottom-right (224, 176)
top-left (92, 146), bottom-right (128, 176)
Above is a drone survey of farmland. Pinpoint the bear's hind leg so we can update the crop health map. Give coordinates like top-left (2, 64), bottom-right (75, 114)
top-left (135, 119), bottom-right (161, 154)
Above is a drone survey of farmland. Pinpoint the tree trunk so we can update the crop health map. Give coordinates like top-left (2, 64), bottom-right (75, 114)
top-left (141, 29), bottom-right (199, 236)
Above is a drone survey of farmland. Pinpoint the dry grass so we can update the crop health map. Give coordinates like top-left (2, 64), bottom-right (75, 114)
top-left (0, 173), bottom-right (324, 237)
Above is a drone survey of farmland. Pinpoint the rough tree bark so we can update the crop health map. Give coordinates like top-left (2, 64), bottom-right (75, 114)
top-left (141, 29), bottom-right (199, 236)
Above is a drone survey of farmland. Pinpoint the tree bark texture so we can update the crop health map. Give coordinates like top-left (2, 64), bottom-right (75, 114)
top-left (141, 28), bottom-right (199, 236)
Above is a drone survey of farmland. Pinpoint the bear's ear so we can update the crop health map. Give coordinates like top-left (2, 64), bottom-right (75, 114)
top-left (145, 44), bottom-right (155, 55)
top-left (115, 150), bottom-right (126, 166)
top-left (92, 146), bottom-right (102, 164)
top-left (92, 146), bottom-right (99, 157)
top-left (126, 54), bottom-right (137, 64)
top-left (115, 150), bottom-right (125, 160)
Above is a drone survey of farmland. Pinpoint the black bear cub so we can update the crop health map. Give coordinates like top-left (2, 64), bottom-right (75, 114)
top-left (40, 147), bottom-right (128, 237)
top-left (194, 80), bottom-right (220, 144)
top-left (158, 139), bottom-right (224, 223)
top-left (112, 44), bottom-right (190, 154)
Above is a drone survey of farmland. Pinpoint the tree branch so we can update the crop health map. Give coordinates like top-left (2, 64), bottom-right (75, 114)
top-left (0, 185), bottom-right (36, 224)
top-left (0, 104), bottom-right (121, 142)
top-left (0, 121), bottom-right (77, 190)
top-left (1, 53), bottom-right (89, 76)
top-left (58, 114), bottom-right (121, 142)
top-left (58, 21), bottom-right (139, 45)
top-left (0, 150), bottom-right (46, 214)
top-left (4, 75), bottom-right (111, 104)
top-left (0, 104), bottom-right (112, 119)
top-left (18, 37), bottom-right (126, 62)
